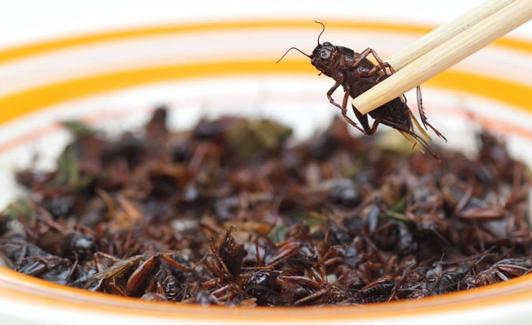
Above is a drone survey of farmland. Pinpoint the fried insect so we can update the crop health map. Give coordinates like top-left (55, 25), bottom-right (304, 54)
top-left (278, 21), bottom-right (446, 156)
top-left (84, 253), bottom-right (192, 298)
top-left (216, 230), bottom-right (247, 278)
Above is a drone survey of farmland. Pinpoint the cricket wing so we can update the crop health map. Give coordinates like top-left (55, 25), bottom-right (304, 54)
top-left (408, 110), bottom-right (432, 143)
top-left (395, 111), bottom-right (438, 158)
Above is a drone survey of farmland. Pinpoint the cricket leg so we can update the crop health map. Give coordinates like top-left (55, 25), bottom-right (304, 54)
top-left (367, 48), bottom-right (395, 75)
top-left (338, 91), bottom-right (365, 133)
top-left (326, 75), bottom-right (344, 109)
top-left (356, 48), bottom-right (395, 77)
top-left (416, 86), bottom-right (447, 141)
top-left (416, 86), bottom-right (428, 129)
top-left (343, 48), bottom-right (372, 70)
top-left (352, 104), bottom-right (380, 135)
top-left (357, 53), bottom-right (406, 104)
top-left (327, 77), bottom-right (365, 133)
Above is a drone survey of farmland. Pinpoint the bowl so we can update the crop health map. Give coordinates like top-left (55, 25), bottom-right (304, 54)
top-left (0, 19), bottom-right (531, 325)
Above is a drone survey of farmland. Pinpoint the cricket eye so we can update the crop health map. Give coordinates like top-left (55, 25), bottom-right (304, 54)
top-left (319, 49), bottom-right (331, 60)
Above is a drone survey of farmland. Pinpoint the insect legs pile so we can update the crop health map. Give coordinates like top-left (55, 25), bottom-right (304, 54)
top-left (1, 107), bottom-right (530, 306)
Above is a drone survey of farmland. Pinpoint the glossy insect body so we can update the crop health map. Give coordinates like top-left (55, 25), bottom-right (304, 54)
top-left (279, 22), bottom-right (446, 155)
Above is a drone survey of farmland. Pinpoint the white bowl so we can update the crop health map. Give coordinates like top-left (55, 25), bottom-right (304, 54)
top-left (0, 19), bottom-right (531, 325)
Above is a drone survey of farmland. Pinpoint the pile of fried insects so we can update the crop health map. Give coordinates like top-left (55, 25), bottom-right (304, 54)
top-left (0, 107), bottom-right (530, 306)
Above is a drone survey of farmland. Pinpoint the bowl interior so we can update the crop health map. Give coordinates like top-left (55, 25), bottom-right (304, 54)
top-left (0, 19), bottom-right (531, 324)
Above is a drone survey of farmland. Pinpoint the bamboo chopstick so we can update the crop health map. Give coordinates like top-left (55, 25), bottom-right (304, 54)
top-left (387, 0), bottom-right (516, 70)
top-left (352, 0), bottom-right (532, 115)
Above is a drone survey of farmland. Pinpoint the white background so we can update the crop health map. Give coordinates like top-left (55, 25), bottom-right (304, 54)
top-left (0, 0), bottom-right (530, 49)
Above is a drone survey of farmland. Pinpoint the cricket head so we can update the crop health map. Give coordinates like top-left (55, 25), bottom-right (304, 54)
top-left (310, 40), bottom-right (337, 77)
top-left (276, 21), bottom-right (339, 78)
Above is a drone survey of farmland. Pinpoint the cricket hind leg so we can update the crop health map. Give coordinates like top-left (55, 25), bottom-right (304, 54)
top-left (351, 104), bottom-right (381, 135)
top-left (416, 86), bottom-right (447, 141)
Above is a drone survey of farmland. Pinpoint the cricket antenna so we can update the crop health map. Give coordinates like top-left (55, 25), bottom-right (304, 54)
top-left (314, 20), bottom-right (325, 45)
top-left (276, 47), bottom-right (311, 63)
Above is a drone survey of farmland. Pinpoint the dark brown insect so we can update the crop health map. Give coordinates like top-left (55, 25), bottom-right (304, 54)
top-left (84, 253), bottom-right (192, 297)
top-left (465, 258), bottom-right (532, 287)
top-left (278, 21), bottom-right (447, 155)
top-left (216, 230), bottom-right (247, 279)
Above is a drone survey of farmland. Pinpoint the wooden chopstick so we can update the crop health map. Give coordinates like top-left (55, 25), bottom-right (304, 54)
top-left (352, 0), bottom-right (532, 115)
top-left (387, 0), bottom-right (516, 70)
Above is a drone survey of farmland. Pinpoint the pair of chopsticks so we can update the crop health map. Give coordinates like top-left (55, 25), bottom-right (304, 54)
top-left (352, 0), bottom-right (532, 115)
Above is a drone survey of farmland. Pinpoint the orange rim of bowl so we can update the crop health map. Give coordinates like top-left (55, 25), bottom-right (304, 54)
top-left (0, 19), bottom-right (531, 321)
top-left (0, 19), bottom-right (530, 65)
top-left (0, 59), bottom-right (531, 127)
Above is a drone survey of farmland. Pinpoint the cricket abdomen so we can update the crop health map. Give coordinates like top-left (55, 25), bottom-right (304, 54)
top-left (369, 99), bottom-right (413, 130)
top-left (343, 67), bottom-right (412, 131)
